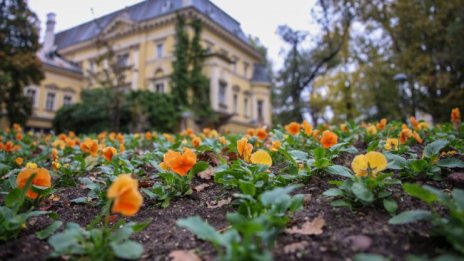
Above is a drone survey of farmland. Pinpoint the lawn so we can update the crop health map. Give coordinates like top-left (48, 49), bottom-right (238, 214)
top-left (0, 112), bottom-right (463, 261)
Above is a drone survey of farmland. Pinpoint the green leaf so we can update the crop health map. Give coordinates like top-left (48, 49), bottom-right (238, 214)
top-left (288, 150), bottom-right (308, 162)
top-left (383, 199), bottom-right (398, 214)
top-left (331, 199), bottom-right (352, 209)
top-left (131, 220), bottom-right (152, 232)
top-left (141, 188), bottom-right (156, 199)
top-left (36, 221), bottom-right (63, 240)
top-left (238, 180), bottom-right (256, 196)
top-left (313, 147), bottom-right (326, 159)
top-left (189, 161), bottom-right (209, 176)
top-left (260, 185), bottom-right (299, 206)
top-left (408, 159), bottom-right (430, 173)
top-left (5, 188), bottom-right (23, 209)
top-left (385, 153), bottom-right (407, 170)
top-left (423, 140), bottom-right (448, 159)
top-left (176, 216), bottom-right (222, 245)
top-left (452, 189), bottom-right (464, 209)
top-left (353, 253), bottom-right (389, 261)
top-left (403, 183), bottom-right (437, 204)
top-left (323, 188), bottom-right (344, 197)
top-left (48, 223), bottom-right (84, 254)
top-left (326, 165), bottom-right (353, 178)
top-left (110, 240), bottom-right (144, 260)
top-left (388, 210), bottom-right (432, 224)
top-left (436, 158), bottom-right (464, 168)
top-left (351, 182), bottom-right (374, 203)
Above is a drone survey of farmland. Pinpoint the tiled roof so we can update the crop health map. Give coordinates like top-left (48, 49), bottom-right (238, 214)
top-left (55, 0), bottom-right (248, 50)
top-left (38, 49), bottom-right (82, 74)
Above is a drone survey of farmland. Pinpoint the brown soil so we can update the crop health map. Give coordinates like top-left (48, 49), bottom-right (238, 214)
top-left (0, 164), bottom-right (461, 261)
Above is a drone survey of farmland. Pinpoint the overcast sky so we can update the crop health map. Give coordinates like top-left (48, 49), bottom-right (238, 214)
top-left (28, 0), bottom-right (317, 70)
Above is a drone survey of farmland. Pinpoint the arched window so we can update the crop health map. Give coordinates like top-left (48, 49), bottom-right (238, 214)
top-left (153, 68), bottom-right (165, 93)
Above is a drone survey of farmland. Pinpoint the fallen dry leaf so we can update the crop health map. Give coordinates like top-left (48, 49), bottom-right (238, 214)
top-left (285, 216), bottom-right (325, 235)
top-left (206, 197), bottom-right (232, 209)
top-left (169, 250), bottom-right (201, 261)
top-left (198, 151), bottom-right (220, 166)
top-left (283, 241), bottom-right (309, 254)
top-left (198, 167), bottom-right (214, 180)
top-left (302, 194), bottom-right (312, 205)
top-left (194, 183), bottom-right (210, 192)
top-left (343, 234), bottom-right (372, 251)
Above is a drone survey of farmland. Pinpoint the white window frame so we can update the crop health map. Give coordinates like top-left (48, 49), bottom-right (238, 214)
top-left (25, 86), bottom-right (39, 108)
top-left (45, 92), bottom-right (56, 111)
top-left (63, 94), bottom-right (73, 106)
top-left (156, 43), bottom-right (164, 59)
top-left (218, 81), bottom-right (227, 108)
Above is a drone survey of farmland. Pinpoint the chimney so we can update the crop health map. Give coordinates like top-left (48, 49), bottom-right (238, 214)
top-left (43, 13), bottom-right (56, 51)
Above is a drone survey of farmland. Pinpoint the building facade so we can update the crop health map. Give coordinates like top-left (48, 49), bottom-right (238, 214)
top-left (29, 0), bottom-right (272, 132)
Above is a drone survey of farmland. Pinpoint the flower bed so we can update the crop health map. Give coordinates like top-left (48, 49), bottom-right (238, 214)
top-left (0, 109), bottom-right (463, 260)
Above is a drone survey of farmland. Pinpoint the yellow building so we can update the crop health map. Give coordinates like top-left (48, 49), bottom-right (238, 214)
top-left (31, 0), bottom-right (272, 132)
top-left (23, 13), bottom-right (83, 131)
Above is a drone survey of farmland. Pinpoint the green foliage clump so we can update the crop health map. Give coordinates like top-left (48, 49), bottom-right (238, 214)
top-left (53, 88), bottom-right (178, 134)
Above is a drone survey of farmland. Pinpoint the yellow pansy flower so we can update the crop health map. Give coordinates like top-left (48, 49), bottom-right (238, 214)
top-left (351, 151), bottom-right (387, 177)
top-left (250, 150), bottom-right (272, 166)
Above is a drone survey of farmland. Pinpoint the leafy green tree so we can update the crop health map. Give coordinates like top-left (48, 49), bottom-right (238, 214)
top-left (189, 19), bottom-right (215, 124)
top-left (171, 14), bottom-right (190, 112)
top-left (0, 0), bottom-right (43, 126)
top-left (275, 0), bottom-right (352, 124)
top-left (339, 0), bottom-right (464, 122)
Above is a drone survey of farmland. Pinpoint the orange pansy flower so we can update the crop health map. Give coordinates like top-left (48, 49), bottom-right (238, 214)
top-left (163, 148), bottom-right (197, 176)
top-left (302, 120), bottom-right (313, 135)
top-left (285, 122), bottom-right (300, 135)
top-left (237, 137), bottom-right (253, 162)
top-left (80, 139), bottom-right (99, 157)
top-left (320, 130), bottom-right (338, 149)
top-left (256, 128), bottom-right (268, 141)
top-left (192, 137), bottom-right (202, 148)
top-left (451, 108), bottom-right (461, 124)
top-left (246, 128), bottom-right (256, 137)
top-left (410, 116), bottom-right (419, 129)
top-left (399, 128), bottom-right (413, 144)
top-left (376, 118), bottom-right (387, 130)
top-left (145, 132), bottom-right (153, 140)
top-left (16, 168), bottom-right (52, 199)
top-left (117, 133), bottom-right (125, 144)
top-left (270, 140), bottom-right (281, 152)
top-left (412, 131), bottom-right (423, 144)
top-left (107, 174), bottom-right (143, 217)
top-left (102, 146), bottom-right (117, 161)
top-left (15, 157), bottom-right (24, 166)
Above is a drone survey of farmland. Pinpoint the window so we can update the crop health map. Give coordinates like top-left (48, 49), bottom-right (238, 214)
top-left (219, 81), bottom-right (227, 108)
top-left (232, 56), bottom-right (239, 72)
top-left (204, 41), bottom-right (214, 54)
top-left (63, 95), bottom-right (73, 106)
top-left (244, 62), bottom-right (249, 78)
top-left (233, 93), bottom-right (238, 114)
top-left (244, 97), bottom-right (249, 117)
top-left (89, 60), bottom-right (95, 72)
top-left (46, 92), bottom-right (55, 111)
top-left (155, 82), bottom-right (165, 93)
top-left (26, 89), bottom-right (37, 107)
top-left (257, 100), bottom-right (264, 122)
top-left (162, 0), bottom-right (172, 12)
top-left (116, 53), bottom-right (129, 68)
top-left (156, 43), bottom-right (164, 58)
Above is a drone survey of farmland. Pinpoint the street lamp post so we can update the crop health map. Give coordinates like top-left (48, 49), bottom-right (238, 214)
top-left (394, 73), bottom-right (415, 119)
